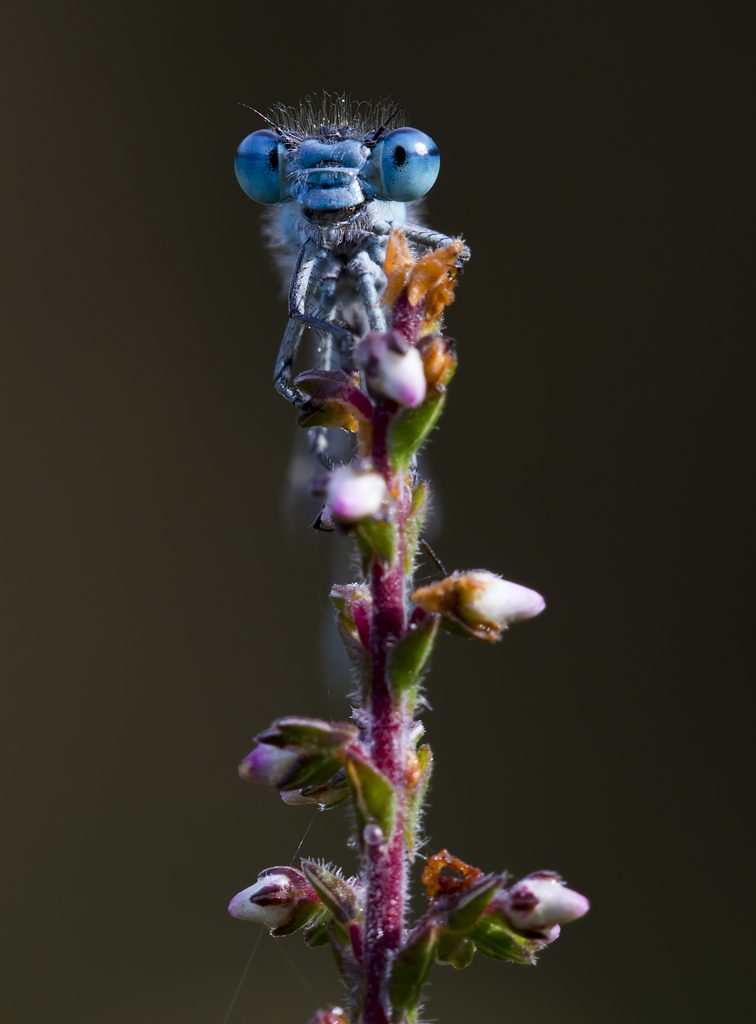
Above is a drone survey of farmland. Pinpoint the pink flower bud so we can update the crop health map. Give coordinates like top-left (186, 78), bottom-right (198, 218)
top-left (327, 467), bottom-right (387, 523)
top-left (503, 872), bottom-right (589, 932)
top-left (355, 330), bottom-right (427, 407)
top-left (228, 866), bottom-right (320, 934)
top-left (238, 744), bottom-right (299, 786)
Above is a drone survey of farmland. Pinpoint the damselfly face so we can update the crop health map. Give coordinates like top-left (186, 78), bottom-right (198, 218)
top-left (235, 122), bottom-right (440, 227)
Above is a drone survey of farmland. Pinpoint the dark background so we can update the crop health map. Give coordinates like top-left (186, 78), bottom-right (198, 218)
top-left (2, 3), bottom-right (750, 1022)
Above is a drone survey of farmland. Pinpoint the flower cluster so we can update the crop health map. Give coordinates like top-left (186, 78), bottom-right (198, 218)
top-left (227, 230), bottom-right (588, 1023)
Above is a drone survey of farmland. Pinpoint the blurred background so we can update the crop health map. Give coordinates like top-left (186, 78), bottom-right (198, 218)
top-left (1, 2), bottom-right (750, 1022)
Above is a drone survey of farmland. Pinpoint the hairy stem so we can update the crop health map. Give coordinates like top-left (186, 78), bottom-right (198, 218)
top-left (363, 404), bottom-right (409, 1024)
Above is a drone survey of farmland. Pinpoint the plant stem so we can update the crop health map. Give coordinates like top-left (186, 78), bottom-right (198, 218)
top-left (363, 404), bottom-right (409, 1024)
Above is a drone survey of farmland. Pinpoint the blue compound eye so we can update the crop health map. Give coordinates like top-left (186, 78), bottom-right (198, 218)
top-left (234, 130), bottom-right (286, 204)
top-left (376, 127), bottom-right (440, 201)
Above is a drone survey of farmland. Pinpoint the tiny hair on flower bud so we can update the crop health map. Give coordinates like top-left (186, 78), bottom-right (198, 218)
top-left (412, 570), bottom-right (545, 642)
top-left (327, 466), bottom-right (387, 524)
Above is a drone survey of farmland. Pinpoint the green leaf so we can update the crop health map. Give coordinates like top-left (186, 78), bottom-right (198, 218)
top-left (256, 717), bottom-right (358, 751)
top-left (388, 390), bottom-right (447, 473)
top-left (389, 921), bottom-right (439, 1015)
top-left (471, 917), bottom-right (540, 965)
top-left (389, 616), bottom-right (439, 705)
top-left (445, 875), bottom-right (501, 933)
top-left (301, 861), bottom-right (361, 924)
top-left (436, 933), bottom-right (475, 969)
top-left (354, 518), bottom-right (398, 568)
top-left (281, 753), bottom-right (346, 792)
top-left (404, 481), bottom-right (429, 573)
top-left (345, 754), bottom-right (397, 839)
top-left (291, 772), bottom-right (350, 809)
top-left (405, 744), bottom-right (433, 858)
top-left (302, 910), bottom-right (331, 947)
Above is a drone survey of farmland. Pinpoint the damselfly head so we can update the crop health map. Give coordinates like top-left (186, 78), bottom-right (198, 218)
top-left (235, 96), bottom-right (440, 225)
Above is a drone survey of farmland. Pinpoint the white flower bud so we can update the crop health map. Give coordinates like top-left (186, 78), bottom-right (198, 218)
top-left (504, 872), bottom-right (589, 931)
top-left (228, 866), bottom-right (320, 934)
top-left (327, 467), bottom-right (387, 524)
top-left (228, 874), bottom-right (296, 928)
top-left (412, 570), bottom-right (545, 642)
top-left (463, 571), bottom-right (545, 628)
top-left (368, 346), bottom-right (427, 407)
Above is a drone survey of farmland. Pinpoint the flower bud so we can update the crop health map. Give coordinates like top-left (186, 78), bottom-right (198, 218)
top-left (501, 872), bottom-right (589, 933)
top-left (308, 1008), bottom-right (349, 1024)
top-left (228, 866), bottom-right (320, 935)
top-left (464, 571), bottom-right (545, 627)
top-left (412, 570), bottom-right (545, 642)
top-left (238, 744), bottom-right (300, 786)
top-left (327, 466), bottom-right (387, 524)
top-left (240, 717), bottom-right (359, 792)
top-left (355, 330), bottom-right (427, 408)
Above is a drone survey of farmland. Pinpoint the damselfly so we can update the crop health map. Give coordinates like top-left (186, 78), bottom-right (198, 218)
top-left (234, 95), bottom-right (468, 466)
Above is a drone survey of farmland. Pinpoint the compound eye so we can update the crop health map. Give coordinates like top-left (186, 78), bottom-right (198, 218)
top-left (234, 130), bottom-right (285, 204)
top-left (378, 127), bottom-right (440, 201)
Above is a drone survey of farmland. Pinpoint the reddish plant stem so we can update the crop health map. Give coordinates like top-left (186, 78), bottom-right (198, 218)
top-left (363, 403), bottom-right (409, 1024)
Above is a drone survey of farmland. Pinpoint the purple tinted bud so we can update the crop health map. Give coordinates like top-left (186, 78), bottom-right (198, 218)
top-left (238, 744), bottom-right (299, 785)
top-left (504, 872), bottom-right (589, 931)
top-left (327, 467), bottom-right (387, 523)
top-left (228, 866), bottom-right (320, 934)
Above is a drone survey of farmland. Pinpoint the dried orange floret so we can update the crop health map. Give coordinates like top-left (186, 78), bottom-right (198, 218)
top-left (421, 849), bottom-right (484, 899)
top-left (407, 241), bottom-right (462, 305)
top-left (382, 229), bottom-right (415, 308)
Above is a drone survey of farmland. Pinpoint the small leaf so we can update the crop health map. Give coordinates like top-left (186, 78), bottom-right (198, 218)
top-left (281, 754), bottom-right (346, 792)
top-left (389, 616), bottom-right (439, 704)
top-left (330, 584), bottom-right (371, 673)
top-left (436, 933), bottom-right (475, 969)
top-left (302, 910), bottom-right (332, 947)
top-left (256, 717), bottom-right (358, 751)
top-left (302, 862), bottom-right (361, 924)
top-left (472, 917), bottom-right (540, 965)
top-left (345, 753), bottom-right (397, 839)
top-left (445, 874), bottom-right (501, 933)
top-left (389, 920), bottom-right (439, 1015)
top-left (404, 480), bottom-right (429, 573)
top-left (405, 744), bottom-right (433, 858)
top-left (389, 390), bottom-right (447, 473)
top-left (354, 518), bottom-right (398, 568)
top-left (284, 771), bottom-right (350, 809)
